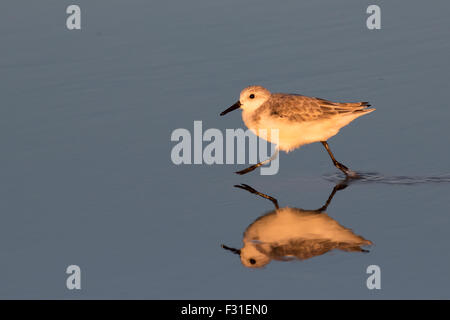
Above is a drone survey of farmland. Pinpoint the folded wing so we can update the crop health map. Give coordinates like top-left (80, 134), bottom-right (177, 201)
top-left (263, 93), bottom-right (374, 122)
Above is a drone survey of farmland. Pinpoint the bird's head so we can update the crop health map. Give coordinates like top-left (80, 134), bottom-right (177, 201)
top-left (239, 244), bottom-right (271, 268)
top-left (221, 243), bottom-right (270, 268)
top-left (220, 86), bottom-right (271, 116)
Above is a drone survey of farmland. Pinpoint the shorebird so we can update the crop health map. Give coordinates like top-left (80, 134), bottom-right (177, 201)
top-left (222, 182), bottom-right (372, 268)
top-left (220, 86), bottom-right (375, 176)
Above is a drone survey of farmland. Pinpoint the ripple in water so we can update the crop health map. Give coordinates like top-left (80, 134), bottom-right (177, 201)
top-left (324, 172), bottom-right (450, 185)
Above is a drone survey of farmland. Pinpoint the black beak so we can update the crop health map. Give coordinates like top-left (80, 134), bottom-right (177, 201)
top-left (220, 101), bottom-right (241, 116)
top-left (221, 244), bottom-right (241, 255)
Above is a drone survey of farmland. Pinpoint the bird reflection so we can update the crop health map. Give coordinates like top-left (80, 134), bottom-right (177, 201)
top-left (222, 181), bottom-right (372, 268)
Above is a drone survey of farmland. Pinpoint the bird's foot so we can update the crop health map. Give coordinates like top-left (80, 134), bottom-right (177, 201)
top-left (335, 161), bottom-right (360, 179)
top-left (234, 184), bottom-right (257, 193)
top-left (344, 169), bottom-right (360, 179)
top-left (235, 164), bottom-right (260, 175)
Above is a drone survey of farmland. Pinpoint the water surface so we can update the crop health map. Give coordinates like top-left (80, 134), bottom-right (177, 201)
top-left (1, 0), bottom-right (450, 299)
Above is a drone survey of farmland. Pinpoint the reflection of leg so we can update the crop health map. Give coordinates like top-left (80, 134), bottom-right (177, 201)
top-left (235, 148), bottom-right (279, 175)
top-left (321, 141), bottom-right (357, 177)
top-left (234, 184), bottom-right (279, 209)
top-left (315, 179), bottom-right (349, 212)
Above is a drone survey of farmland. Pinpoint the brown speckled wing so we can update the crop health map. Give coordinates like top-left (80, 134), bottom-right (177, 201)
top-left (268, 239), bottom-right (369, 261)
top-left (259, 94), bottom-right (371, 122)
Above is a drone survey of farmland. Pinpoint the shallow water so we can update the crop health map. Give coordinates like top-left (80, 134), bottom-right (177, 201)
top-left (1, 0), bottom-right (450, 298)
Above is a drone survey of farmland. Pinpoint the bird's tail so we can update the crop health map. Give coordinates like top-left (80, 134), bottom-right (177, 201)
top-left (334, 101), bottom-right (375, 114)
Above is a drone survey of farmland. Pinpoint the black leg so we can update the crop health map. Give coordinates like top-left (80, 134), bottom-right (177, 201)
top-left (234, 184), bottom-right (279, 209)
top-left (315, 179), bottom-right (349, 212)
top-left (235, 148), bottom-right (279, 175)
top-left (235, 163), bottom-right (262, 175)
top-left (321, 141), bottom-right (358, 177)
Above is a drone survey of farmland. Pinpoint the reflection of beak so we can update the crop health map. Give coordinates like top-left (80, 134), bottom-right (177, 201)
top-left (221, 244), bottom-right (241, 255)
top-left (220, 101), bottom-right (241, 116)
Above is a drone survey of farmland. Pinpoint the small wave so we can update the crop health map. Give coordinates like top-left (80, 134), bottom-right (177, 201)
top-left (323, 172), bottom-right (450, 185)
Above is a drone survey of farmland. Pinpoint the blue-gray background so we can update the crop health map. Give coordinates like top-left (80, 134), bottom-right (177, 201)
top-left (1, 0), bottom-right (449, 299)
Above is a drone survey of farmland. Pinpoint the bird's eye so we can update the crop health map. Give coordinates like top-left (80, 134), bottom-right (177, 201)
top-left (249, 258), bottom-right (256, 265)
top-left (249, 94), bottom-right (255, 99)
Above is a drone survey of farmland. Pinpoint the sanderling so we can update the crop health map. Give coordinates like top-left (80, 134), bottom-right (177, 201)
top-left (221, 183), bottom-right (372, 268)
top-left (220, 85), bottom-right (375, 176)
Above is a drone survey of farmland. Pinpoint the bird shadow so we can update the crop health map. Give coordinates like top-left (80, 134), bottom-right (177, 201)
top-left (324, 172), bottom-right (450, 185)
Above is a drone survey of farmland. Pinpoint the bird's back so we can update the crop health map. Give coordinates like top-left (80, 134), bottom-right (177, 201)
top-left (257, 93), bottom-right (374, 123)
